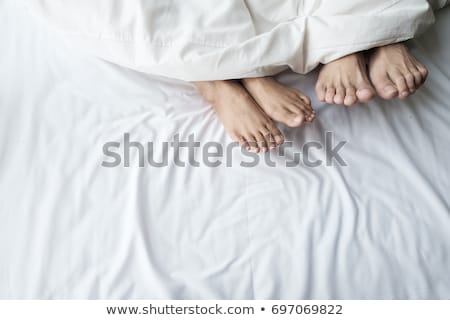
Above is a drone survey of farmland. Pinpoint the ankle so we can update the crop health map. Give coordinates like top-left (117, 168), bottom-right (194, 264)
top-left (377, 42), bottom-right (408, 54)
top-left (242, 77), bottom-right (273, 90)
top-left (194, 81), bottom-right (221, 103)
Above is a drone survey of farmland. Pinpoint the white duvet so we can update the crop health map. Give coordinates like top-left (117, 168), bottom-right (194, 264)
top-left (27, 0), bottom-right (442, 81)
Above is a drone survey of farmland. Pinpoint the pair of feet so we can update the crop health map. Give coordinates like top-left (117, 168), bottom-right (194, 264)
top-left (195, 43), bottom-right (428, 153)
top-left (317, 43), bottom-right (428, 105)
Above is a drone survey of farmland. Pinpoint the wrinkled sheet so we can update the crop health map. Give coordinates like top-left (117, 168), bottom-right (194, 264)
top-left (27, 0), bottom-right (436, 81)
top-left (0, 0), bottom-right (450, 299)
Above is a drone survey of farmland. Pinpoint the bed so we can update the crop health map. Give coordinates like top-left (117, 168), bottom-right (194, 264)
top-left (0, 0), bottom-right (449, 299)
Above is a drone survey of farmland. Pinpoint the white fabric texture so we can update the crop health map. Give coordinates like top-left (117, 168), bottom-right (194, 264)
top-left (1, 0), bottom-right (450, 299)
top-left (430, 0), bottom-right (450, 9)
top-left (27, 0), bottom-right (436, 81)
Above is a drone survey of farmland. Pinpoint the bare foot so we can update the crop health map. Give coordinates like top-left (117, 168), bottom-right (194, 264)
top-left (194, 80), bottom-right (284, 153)
top-left (368, 43), bottom-right (428, 100)
top-left (315, 53), bottom-right (375, 106)
top-left (242, 77), bottom-right (315, 127)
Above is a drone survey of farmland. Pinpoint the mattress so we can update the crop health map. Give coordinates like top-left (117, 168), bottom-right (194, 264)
top-left (0, 0), bottom-right (449, 299)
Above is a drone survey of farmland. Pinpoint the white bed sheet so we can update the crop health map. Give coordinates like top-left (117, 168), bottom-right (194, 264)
top-left (0, 0), bottom-right (449, 299)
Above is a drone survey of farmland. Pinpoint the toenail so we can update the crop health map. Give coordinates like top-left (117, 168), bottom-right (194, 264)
top-left (384, 85), bottom-right (397, 93)
top-left (294, 116), bottom-right (303, 123)
top-left (275, 135), bottom-right (284, 143)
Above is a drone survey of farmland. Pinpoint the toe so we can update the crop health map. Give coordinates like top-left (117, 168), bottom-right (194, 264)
top-left (267, 134), bottom-right (277, 150)
top-left (300, 94), bottom-right (312, 106)
top-left (299, 95), bottom-right (314, 117)
top-left (417, 64), bottom-right (428, 81)
top-left (239, 137), bottom-right (251, 152)
top-left (303, 104), bottom-right (315, 118)
top-left (296, 91), bottom-right (315, 121)
top-left (412, 70), bottom-right (423, 87)
top-left (300, 109), bottom-right (314, 123)
top-left (267, 124), bottom-right (284, 145)
top-left (282, 104), bottom-right (306, 127)
top-left (315, 83), bottom-right (326, 102)
top-left (247, 135), bottom-right (260, 153)
top-left (271, 107), bottom-right (304, 128)
top-left (356, 88), bottom-right (374, 103)
top-left (372, 73), bottom-right (398, 99)
top-left (414, 65), bottom-right (428, 86)
top-left (344, 87), bottom-right (357, 106)
top-left (404, 72), bottom-right (416, 94)
top-left (295, 101), bottom-right (314, 122)
top-left (391, 72), bottom-right (410, 99)
top-left (325, 87), bottom-right (336, 104)
top-left (296, 105), bottom-right (314, 123)
top-left (290, 112), bottom-right (305, 127)
top-left (261, 129), bottom-right (277, 150)
top-left (333, 86), bottom-right (345, 105)
top-left (355, 80), bottom-right (375, 103)
top-left (255, 132), bottom-right (269, 153)
top-left (260, 128), bottom-right (276, 150)
top-left (275, 135), bottom-right (284, 145)
top-left (305, 111), bottom-right (316, 122)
